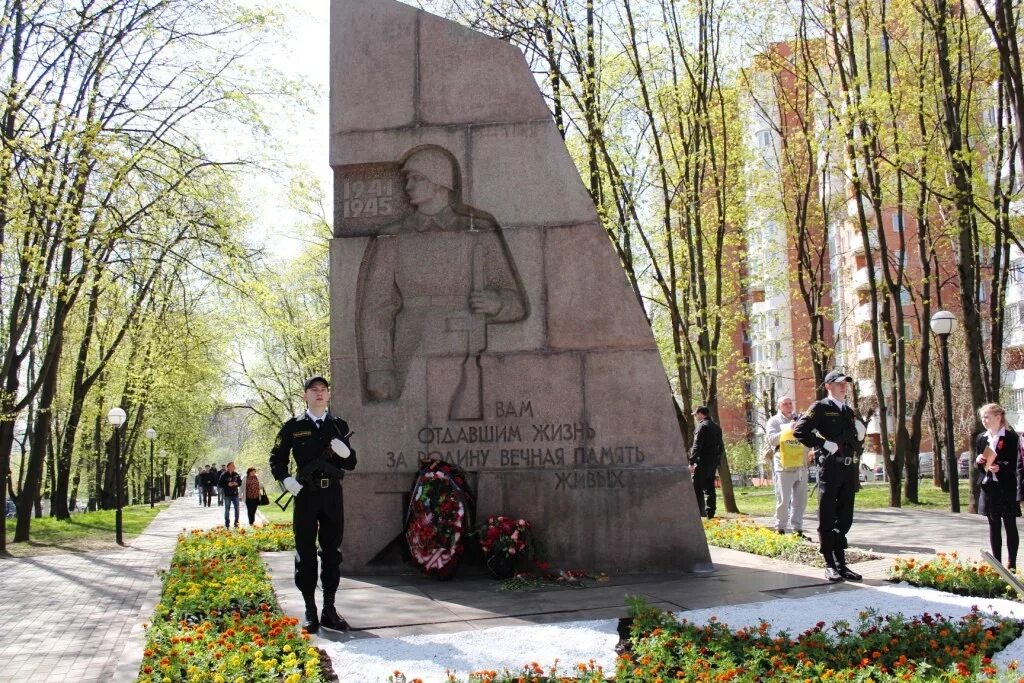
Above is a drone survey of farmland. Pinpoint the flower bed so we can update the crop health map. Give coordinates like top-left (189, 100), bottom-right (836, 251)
top-left (137, 525), bottom-right (326, 683)
top-left (614, 603), bottom-right (1022, 682)
top-left (703, 518), bottom-right (877, 567)
top-left (889, 552), bottom-right (1018, 599)
top-left (389, 662), bottom-right (607, 683)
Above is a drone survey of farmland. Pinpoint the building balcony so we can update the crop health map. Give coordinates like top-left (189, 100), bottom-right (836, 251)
top-left (1007, 282), bottom-right (1024, 304)
top-left (856, 377), bottom-right (892, 399)
top-left (853, 266), bottom-right (872, 290)
top-left (849, 232), bottom-right (880, 254)
top-left (1006, 329), bottom-right (1024, 349)
top-left (857, 341), bottom-right (890, 361)
top-left (854, 303), bottom-right (873, 324)
top-left (847, 196), bottom-right (875, 221)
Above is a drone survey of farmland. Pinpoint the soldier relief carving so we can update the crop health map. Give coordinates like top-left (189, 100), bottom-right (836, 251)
top-left (356, 146), bottom-right (528, 419)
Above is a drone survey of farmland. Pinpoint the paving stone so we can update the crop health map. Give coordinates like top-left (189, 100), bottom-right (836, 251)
top-left (0, 498), bottom-right (223, 682)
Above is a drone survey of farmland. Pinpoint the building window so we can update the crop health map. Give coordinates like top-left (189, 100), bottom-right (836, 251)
top-left (903, 323), bottom-right (913, 340)
top-left (755, 129), bottom-right (772, 148)
top-left (1007, 302), bottom-right (1024, 329)
top-left (1010, 261), bottom-right (1024, 284)
top-left (1013, 388), bottom-right (1024, 413)
top-left (892, 212), bottom-right (903, 232)
top-left (900, 288), bottom-right (912, 306)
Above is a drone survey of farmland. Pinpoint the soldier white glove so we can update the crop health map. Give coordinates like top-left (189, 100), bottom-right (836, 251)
top-left (282, 476), bottom-right (303, 496)
top-left (854, 420), bottom-right (866, 441)
top-left (823, 440), bottom-right (839, 455)
top-left (330, 438), bottom-right (351, 458)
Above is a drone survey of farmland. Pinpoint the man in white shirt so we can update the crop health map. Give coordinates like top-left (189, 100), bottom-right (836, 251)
top-left (765, 396), bottom-right (808, 538)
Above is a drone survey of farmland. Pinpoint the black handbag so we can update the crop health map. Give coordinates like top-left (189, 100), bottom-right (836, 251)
top-left (258, 487), bottom-right (270, 506)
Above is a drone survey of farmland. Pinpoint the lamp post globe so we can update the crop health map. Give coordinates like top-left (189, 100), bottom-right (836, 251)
top-left (930, 310), bottom-right (960, 512)
top-left (145, 428), bottom-right (157, 508)
top-left (106, 407), bottom-right (127, 544)
top-left (107, 407), bottom-right (126, 427)
top-left (929, 310), bottom-right (957, 337)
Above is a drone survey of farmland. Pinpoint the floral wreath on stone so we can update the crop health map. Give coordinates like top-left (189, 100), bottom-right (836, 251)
top-left (404, 459), bottom-right (475, 579)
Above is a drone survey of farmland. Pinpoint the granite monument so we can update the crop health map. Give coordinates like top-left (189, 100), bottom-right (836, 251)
top-left (330, 0), bottom-right (712, 574)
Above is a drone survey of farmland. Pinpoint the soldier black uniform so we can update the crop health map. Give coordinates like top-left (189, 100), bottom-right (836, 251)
top-left (792, 370), bottom-right (865, 582)
top-left (270, 375), bottom-right (357, 633)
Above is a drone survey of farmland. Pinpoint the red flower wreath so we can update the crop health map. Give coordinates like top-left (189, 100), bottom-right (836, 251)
top-left (404, 459), bottom-right (474, 578)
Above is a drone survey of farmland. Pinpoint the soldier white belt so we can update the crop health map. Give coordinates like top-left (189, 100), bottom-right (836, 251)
top-left (318, 478), bottom-right (331, 488)
top-left (837, 456), bottom-right (854, 466)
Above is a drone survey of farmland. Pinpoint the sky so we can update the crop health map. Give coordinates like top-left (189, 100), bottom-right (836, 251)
top-left (239, 0), bottom-right (332, 261)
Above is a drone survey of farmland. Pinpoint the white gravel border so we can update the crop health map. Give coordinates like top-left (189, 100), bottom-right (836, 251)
top-left (321, 583), bottom-right (1024, 682)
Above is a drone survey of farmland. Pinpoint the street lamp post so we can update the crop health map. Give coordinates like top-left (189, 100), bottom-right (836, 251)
top-left (930, 311), bottom-right (959, 513)
top-left (159, 450), bottom-right (168, 500)
top-left (146, 428), bottom-right (157, 509)
top-left (107, 407), bottom-right (127, 544)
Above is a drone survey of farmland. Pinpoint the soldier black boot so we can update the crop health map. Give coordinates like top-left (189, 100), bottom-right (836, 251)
top-left (834, 550), bottom-right (862, 581)
top-left (320, 591), bottom-right (350, 632)
top-left (301, 592), bottom-right (320, 634)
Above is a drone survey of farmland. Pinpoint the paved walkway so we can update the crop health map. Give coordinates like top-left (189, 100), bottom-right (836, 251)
top-left (0, 497), bottom-right (226, 683)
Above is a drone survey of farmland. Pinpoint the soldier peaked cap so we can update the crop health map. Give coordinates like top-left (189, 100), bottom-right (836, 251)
top-left (823, 370), bottom-right (852, 384)
top-left (401, 147), bottom-right (456, 191)
top-left (303, 375), bottom-right (329, 390)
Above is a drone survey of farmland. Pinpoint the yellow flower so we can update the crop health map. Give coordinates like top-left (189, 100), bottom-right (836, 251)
top-left (214, 675), bottom-right (225, 683)
top-left (283, 644), bottom-right (292, 653)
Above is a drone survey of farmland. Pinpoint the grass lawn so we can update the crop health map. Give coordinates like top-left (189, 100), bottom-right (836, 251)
top-left (257, 502), bottom-right (293, 525)
top-left (728, 481), bottom-right (972, 517)
top-left (3, 502), bottom-right (168, 557)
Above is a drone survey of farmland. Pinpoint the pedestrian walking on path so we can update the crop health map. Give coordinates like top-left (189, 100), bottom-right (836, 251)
top-left (220, 461), bottom-right (242, 529)
top-left (244, 467), bottom-right (263, 526)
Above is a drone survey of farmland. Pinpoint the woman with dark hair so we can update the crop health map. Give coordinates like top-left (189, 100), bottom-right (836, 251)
top-left (975, 403), bottom-right (1024, 569)
top-left (244, 467), bottom-right (262, 526)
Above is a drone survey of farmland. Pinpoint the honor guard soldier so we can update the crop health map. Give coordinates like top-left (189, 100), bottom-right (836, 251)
top-left (270, 375), bottom-right (357, 633)
top-left (792, 370), bottom-right (866, 582)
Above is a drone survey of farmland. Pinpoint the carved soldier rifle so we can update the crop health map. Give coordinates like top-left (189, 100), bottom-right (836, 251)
top-left (449, 230), bottom-right (486, 421)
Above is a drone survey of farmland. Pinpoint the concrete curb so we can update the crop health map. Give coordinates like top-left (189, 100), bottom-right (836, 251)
top-left (111, 559), bottom-right (168, 682)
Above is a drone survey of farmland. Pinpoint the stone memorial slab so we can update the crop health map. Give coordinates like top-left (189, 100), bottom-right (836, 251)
top-left (330, 0), bottom-right (711, 574)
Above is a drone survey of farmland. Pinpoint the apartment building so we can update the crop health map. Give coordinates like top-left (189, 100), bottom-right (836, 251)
top-left (742, 40), bottom-right (1023, 468)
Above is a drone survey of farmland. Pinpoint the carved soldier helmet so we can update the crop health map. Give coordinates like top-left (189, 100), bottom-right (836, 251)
top-left (400, 147), bottom-right (457, 191)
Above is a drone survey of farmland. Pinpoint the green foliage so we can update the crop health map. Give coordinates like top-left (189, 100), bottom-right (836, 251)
top-left (726, 440), bottom-right (760, 480)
